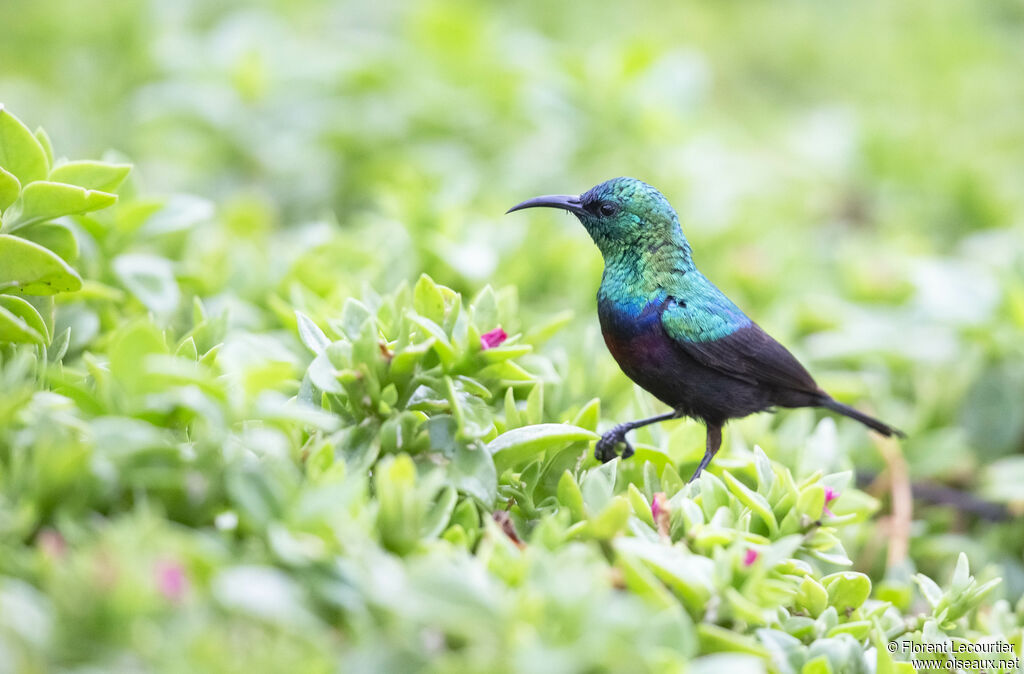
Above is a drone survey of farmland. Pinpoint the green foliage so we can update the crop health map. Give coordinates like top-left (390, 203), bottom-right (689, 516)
top-left (0, 108), bottom-right (1013, 669)
top-left (1, 0), bottom-right (1023, 669)
top-left (0, 107), bottom-right (125, 355)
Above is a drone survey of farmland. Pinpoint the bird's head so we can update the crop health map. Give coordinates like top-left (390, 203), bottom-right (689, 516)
top-left (507, 177), bottom-right (687, 258)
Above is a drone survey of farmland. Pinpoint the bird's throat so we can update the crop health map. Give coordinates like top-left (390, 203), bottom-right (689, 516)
top-left (597, 237), bottom-right (694, 309)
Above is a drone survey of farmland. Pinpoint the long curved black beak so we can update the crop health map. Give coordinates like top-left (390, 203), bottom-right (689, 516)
top-left (506, 194), bottom-right (585, 216)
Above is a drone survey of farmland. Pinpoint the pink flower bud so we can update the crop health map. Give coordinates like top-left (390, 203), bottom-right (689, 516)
top-left (480, 327), bottom-right (508, 350)
top-left (37, 529), bottom-right (67, 559)
top-left (744, 549), bottom-right (759, 566)
top-left (651, 492), bottom-right (670, 538)
top-left (155, 559), bottom-right (188, 602)
top-left (824, 487), bottom-right (839, 516)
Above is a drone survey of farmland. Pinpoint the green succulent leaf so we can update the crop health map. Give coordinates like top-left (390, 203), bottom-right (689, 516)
top-left (0, 165), bottom-right (20, 212)
top-left (0, 234), bottom-right (82, 294)
top-left (486, 423), bottom-right (597, 472)
top-left (4, 180), bottom-right (117, 232)
top-left (0, 294), bottom-right (47, 344)
top-left (48, 160), bottom-right (131, 192)
top-left (18, 222), bottom-right (79, 263)
top-left (0, 105), bottom-right (49, 185)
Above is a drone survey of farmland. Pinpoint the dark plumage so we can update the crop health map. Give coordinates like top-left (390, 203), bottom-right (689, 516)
top-left (508, 177), bottom-right (904, 481)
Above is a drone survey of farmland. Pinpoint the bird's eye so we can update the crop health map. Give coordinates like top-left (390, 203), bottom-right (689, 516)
top-left (599, 202), bottom-right (619, 217)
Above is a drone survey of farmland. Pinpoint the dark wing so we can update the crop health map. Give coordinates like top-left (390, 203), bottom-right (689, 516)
top-left (660, 298), bottom-right (820, 394)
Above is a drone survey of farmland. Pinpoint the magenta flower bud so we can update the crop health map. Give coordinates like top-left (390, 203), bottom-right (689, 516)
top-left (37, 529), bottom-right (67, 559)
top-left (651, 492), bottom-right (671, 538)
top-left (480, 327), bottom-right (508, 350)
top-left (651, 492), bottom-right (668, 521)
top-left (824, 487), bottom-right (840, 516)
top-left (155, 559), bottom-right (188, 602)
top-left (744, 549), bottom-right (759, 566)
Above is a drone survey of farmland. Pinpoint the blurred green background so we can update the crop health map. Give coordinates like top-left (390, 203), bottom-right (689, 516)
top-left (2, 0), bottom-right (1024, 668)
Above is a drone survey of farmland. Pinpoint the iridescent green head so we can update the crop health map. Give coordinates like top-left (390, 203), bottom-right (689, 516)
top-left (507, 177), bottom-right (688, 258)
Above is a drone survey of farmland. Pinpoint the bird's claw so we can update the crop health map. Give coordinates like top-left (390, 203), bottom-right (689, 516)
top-left (594, 428), bottom-right (634, 463)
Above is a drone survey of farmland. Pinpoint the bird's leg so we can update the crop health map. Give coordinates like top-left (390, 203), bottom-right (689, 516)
top-left (594, 411), bottom-right (679, 463)
top-left (687, 423), bottom-right (722, 482)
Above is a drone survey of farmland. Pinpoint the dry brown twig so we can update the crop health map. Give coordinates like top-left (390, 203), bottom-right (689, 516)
top-left (874, 434), bottom-right (912, 568)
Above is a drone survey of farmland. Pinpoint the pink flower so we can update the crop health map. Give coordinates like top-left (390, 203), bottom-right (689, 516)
top-left (155, 559), bottom-right (188, 602)
top-left (651, 492), bottom-right (670, 538)
top-left (744, 549), bottom-right (759, 566)
top-left (651, 492), bottom-right (667, 520)
top-left (37, 529), bottom-right (67, 559)
top-left (480, 327), bottom-right (508, 350)
top-left (824, 487), bottom-right (840, 516)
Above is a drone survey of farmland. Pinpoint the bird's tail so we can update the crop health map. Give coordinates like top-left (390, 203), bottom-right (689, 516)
top-left (821, 398), bottom-right (906, 438)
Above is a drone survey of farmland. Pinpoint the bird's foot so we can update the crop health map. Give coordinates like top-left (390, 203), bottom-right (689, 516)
top-left (594, 425), bottom-right (634, 463)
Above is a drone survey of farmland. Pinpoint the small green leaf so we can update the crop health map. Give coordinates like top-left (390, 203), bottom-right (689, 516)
top-left (723, 471), bottom-right (778, 536)
top-left (628, 483), bottom-right (655, 526)
top-left (796, 576), bottom-right (830, 617)
top-left (661, 465), bottom-right (686, 497)
top-left (557, 470), bottom-right (586, 521)
top-left (48, 160), bottom-right (131, 192)
top-left (408, 313), bottom-right (455, 367)
top-left (295, 311), bottom-right (330, 355)
top-left (0, 234), bottom-right (82, 294)
top-left (0, 299), bottom-right (45, 344)
top-left (175, 336), bottom-right (199, 360)
top-left (0, 105), bottom-right (49, 184)
top-left (18, 222), bottom-right (78, 263)
top-left (822, 571), bottom-right (871, 613)
top-left (503, 386), bottom-right (520, 428)
top-left (696, 623), bottom-right (769, 657)
top-left (754, 447), bottom-right (774, 492)
top-left (486, 423), bottom-right (597, 471)
top-left (526, 380), bottom-right (544, 425)
top-left (307, 351), bottom-right (344, 393)
top-left (0, 294), bottom-right (49, 343)
top-left (34, 127), bottom-right (54, 167)
top-left (421, 486), bottom-right (458, 539)
top-left (49, 325), bottom-right (71, 361)
top-left (581, 496), bottom-right (631, 540)
top-left (796, 484), bottom-right (826, 520)
top-left (913, 574), bottom-right (944, 608)
top-left (471, 285), bottom-right (498, 328)
top-left (5, 181), bottom-right (116, 232)
top-left (825, 621), bottom-right (871, 639)
top-left (413, 273), bottom-right (446, 323)
top-left (572, 398), bottom-right (601, 432)
top-left (0, 166), bottom-right (20, 211)
top-left (950, 552), bottom-right (971, 593)
top-left (337, 298), bottom-right (372, 339)
top-left (698, 471), bottom-right (730, 519)
top-left (582, 461), bottom-right (616, 512)
top-left (448, 440), bottom-right (497, 506)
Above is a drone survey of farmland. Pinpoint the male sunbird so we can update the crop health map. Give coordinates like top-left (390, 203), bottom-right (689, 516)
top-left (508, 177), bottom-right (903, 481)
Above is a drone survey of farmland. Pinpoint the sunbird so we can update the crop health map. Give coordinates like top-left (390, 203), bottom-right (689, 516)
top-left (508, 177), bottom-right (904, 481)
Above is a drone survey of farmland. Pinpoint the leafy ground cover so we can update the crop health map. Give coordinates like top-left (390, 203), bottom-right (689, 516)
top-left (0, 103), bottom-right (1019, 673)
top-left (1, 1), bottom-right (1024, 671)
